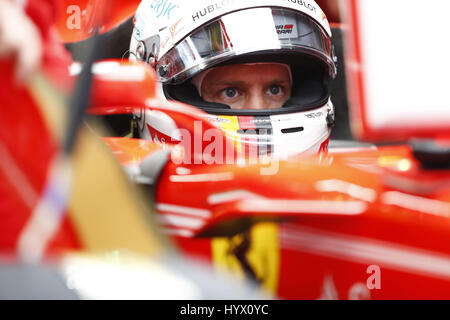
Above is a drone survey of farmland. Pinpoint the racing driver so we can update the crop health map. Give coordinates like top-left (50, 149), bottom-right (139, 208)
top-left (129, 0), bottom-right (337, 158)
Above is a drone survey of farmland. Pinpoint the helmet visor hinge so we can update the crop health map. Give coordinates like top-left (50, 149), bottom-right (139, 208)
top-left (138, 35), bottom-right (161, 68)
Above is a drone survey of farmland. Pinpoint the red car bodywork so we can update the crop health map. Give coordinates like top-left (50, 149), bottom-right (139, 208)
top-left (103, 128), bottom-right (450, 300)
top-left (1, 0), bottom-right (450, 300)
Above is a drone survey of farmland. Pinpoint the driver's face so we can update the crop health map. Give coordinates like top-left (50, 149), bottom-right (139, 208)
top-left (200, 63), bottom-right (292, 110)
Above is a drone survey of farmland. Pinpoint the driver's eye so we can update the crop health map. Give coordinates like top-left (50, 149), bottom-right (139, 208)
top-left (223, 88), bottom-right (238, 98)
top-left (269, 85), bottom-right (282, 95)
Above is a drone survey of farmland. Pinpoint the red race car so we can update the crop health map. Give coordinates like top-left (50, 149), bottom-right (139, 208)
top-left (1, 0), bottom-right (449, 300)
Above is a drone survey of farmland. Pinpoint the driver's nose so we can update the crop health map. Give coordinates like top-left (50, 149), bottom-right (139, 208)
top-left (246, 88), bottom-right (266, 110)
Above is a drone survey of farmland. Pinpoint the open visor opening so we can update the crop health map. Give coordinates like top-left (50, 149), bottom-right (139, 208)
top-left (155, 7), bottom-right (335, 84)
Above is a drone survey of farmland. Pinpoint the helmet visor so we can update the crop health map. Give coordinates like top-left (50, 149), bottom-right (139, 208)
top-left (155, 7), bottom-right (335, 84)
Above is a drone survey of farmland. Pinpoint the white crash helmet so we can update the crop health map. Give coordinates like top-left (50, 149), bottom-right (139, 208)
top-left (130, 0), bottom-right (336, 158)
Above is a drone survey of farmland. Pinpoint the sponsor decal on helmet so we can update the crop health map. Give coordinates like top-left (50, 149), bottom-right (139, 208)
top-left (190, 0), bottom-right (318, 23)
top-left (208, 116), bottom-right (232, 124)
top-left (169, 17), bottom-right (184, 39)
top-left (191, 0), bottom-right (238, 22)
top-left (149, 0), bottom-right (180, 20)
top-left (282, 0), bottom-right (317, 13)
top-left (276, 24), bottom-right (293, 33)
top-left (275, 24), bottom-right (299, 39)
top-left (306, 111), bottom-right (324, 119)
top-left (146, 124), bottom-right (179, 145)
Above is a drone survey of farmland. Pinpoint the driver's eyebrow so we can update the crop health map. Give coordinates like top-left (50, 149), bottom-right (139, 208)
top-left (208, 79), bottom-right (290, 87)
top-left (208, 80), bottom-right (246, 87)
top-left (268, 79), bottom-right (291, 85)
